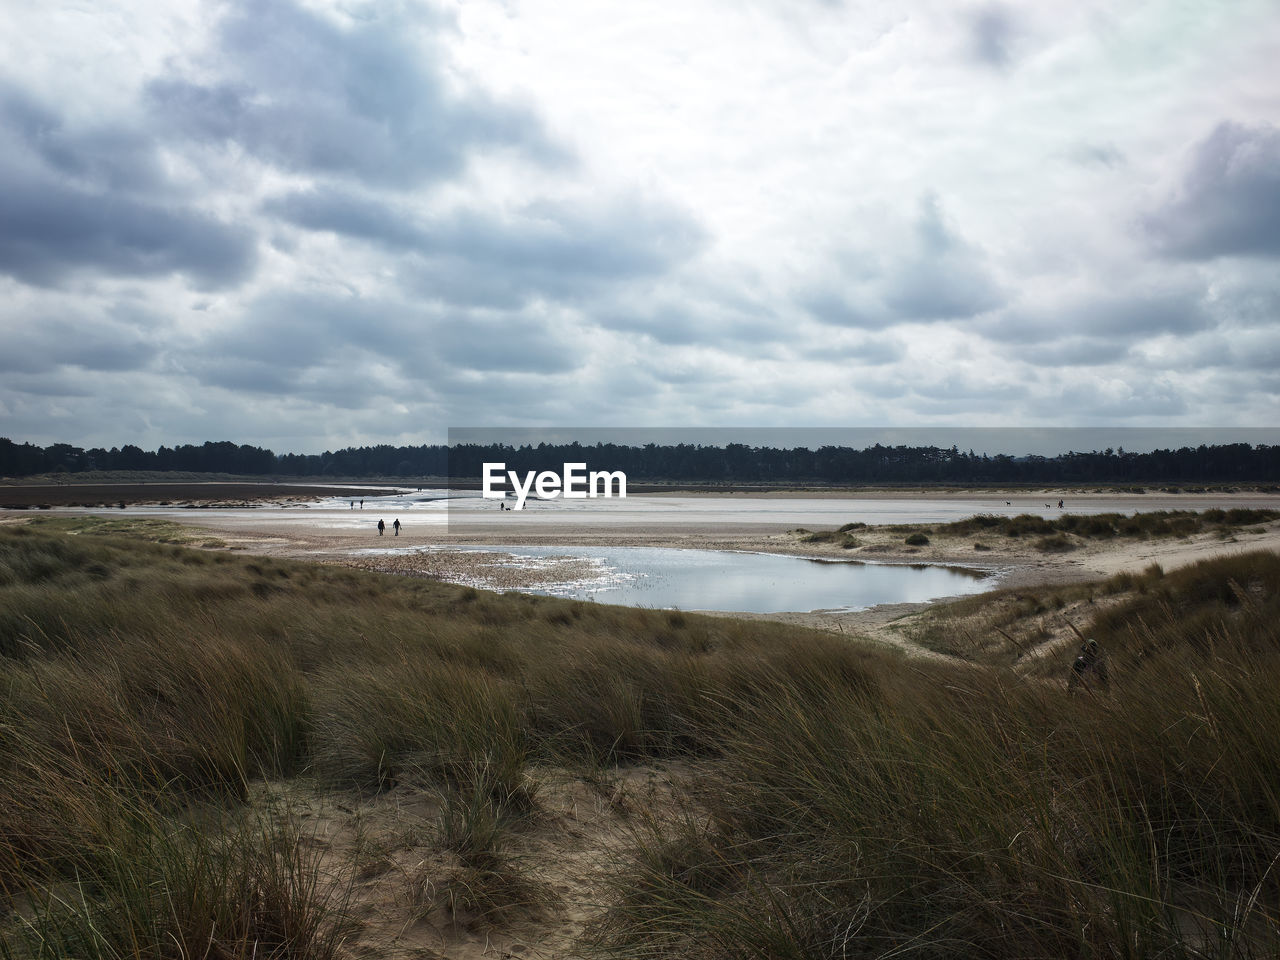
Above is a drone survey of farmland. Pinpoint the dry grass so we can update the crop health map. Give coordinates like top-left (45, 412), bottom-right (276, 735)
top-left (3, 520), bottom-right (1280, 958)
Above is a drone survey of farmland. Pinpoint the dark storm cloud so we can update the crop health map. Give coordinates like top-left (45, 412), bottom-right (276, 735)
top-left (147, 0), bottom-right (564, 187)
top-left (1144, 121), bottom-right (1280, 260)
top-left (267, 187), bottom-right (706, 308)
top-left (0, 82), bottom-right (257, 289)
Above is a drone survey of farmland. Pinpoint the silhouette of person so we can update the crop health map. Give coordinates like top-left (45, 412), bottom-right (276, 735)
top-left (360, 499), bottom-right (364, 509)
top-left (1058, 499), bottom-right (1064, 509)
top-left (377, 519), bottom-right (385, 536)
top-left (350, 501), bottom-right (354, 509)
top-left (393, 518), bottom-right (400, 536)
top-left (1068, 639), bottom-right (1109, 692)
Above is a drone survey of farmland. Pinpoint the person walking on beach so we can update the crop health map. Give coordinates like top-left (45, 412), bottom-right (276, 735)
top-left (360, 499), bottom-right (364, 509)
top-left (393, 518), bottom-right (400, 536)
top-left (377, 519), bottom-right (385, 536)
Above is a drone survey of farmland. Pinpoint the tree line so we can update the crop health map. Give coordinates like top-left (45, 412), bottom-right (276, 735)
top-left (3, 437), bottom-right (1279, 485)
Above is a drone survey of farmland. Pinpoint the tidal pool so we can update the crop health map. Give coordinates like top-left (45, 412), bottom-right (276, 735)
top-left (451, 544), bottom-right (997, 613)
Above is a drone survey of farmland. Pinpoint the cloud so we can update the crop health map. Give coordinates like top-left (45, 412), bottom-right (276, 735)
top-left (0, 82), bottom-right (166, 195)
top-left (805, 194), bottom-right (1003, 328)
top-left (798, 334), bottom-right (906, 365)
top-left (0, 83), bottom-right (257, 289)
top-left (267, 187), bottom-right (706, 308)
top-left (3, 0), bottom-right (1279, 445)
top-left (968, 5), bottom-right (1019, 68)
top-left (882, 195), bottom-right (1004, 320)
top-left (146, 0), bottom-right (564, 188)
top-left (1144, 121), bottom-right (1280, 260)
top-left (0, 309), bottom-right (159, 375)
top-left (981, 286), bottom-right (1212, 347)
top-left (190, 289), bottom-right (585, 399)
top-left (1010, 337), bottom-right (1125, 368)
top-left (0, 166), bottom-right (257, 289)
top-left (197, 293), bottom-right (405, 370)
top-left (594, 282), bottom-right (780, 348)
top-left (431, 316), bottom-right (584, 374)
top-left (1067, 142), bottom-right (1126, 169)
top-left (1027, 379), bottom-right (1190, 419)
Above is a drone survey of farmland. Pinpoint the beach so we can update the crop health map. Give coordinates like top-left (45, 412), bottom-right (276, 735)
top-left (12, 486), bottom-right (1275, 631)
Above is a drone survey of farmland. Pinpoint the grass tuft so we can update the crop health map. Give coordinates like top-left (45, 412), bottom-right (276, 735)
top-left (5, 521), bottom-right (1280, 957)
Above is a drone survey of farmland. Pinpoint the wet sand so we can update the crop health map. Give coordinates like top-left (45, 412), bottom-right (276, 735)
top-left (0, 481), bottom-right (393, 508)
top-left (7, 488), bottom-right (1278, 631)
top-left (126, 491), bottom-right (1280, 625)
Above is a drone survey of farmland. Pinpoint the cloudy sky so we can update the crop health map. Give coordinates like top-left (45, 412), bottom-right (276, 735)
top-left (1, 0), bottom-right (1278, 452)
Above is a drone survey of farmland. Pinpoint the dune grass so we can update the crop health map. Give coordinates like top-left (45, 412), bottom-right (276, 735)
top-left (939, 507), bottom-right (1279, 542)
top-left (2, 521), bottom-right (1279, 957)
top-left (18, 514), bottom-right (228, 547)
top-left (796, 507), bottom-right (1278, 556)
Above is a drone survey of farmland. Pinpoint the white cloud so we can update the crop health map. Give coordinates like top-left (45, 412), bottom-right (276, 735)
top-left (1, 0), bottom-right (1278, 448)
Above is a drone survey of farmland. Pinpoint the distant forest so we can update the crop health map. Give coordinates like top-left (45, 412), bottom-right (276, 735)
top-left (3, 437), bottom-right (1279, 486)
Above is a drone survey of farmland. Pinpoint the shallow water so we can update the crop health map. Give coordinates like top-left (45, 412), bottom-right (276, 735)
top-left (446, 544), bottom-right (997, 613)
top-left (55, 489), bottom-right (1280, 533)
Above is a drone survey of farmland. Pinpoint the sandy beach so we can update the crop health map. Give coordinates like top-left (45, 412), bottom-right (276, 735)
top-left (27, 487), bottom-right (1262, 634)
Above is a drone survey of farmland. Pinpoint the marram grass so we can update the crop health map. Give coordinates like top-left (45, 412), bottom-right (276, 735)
top-left (1, 521), bottom-right (1279, 958)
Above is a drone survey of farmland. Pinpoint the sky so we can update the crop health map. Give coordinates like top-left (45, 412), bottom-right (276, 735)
top-left (1, 0), bottom-right (1278, 453)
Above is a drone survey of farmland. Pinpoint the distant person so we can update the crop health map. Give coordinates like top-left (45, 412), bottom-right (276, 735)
top-left (360, 499), bottom-right (364, 509)
top-left (1068, 638), bottom-right (1109, 692)
top-left (350, 500), bottom-right (354, 509)
top-left (1058, 499), bottom-right (1064, 509)
top-left (393, 518), bottom-right (400, 536)
top-left (377, 518), bottom-right (385, 536)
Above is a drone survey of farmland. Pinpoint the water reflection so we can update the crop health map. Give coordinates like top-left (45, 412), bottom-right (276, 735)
top-left (453, 544), bottom-right (997, 613)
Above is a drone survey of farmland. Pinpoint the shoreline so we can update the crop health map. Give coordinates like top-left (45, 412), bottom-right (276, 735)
top-left (81, 509), bottom-right (1280, 631)
top-left (7, 491), bottom-right (1278, 637)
